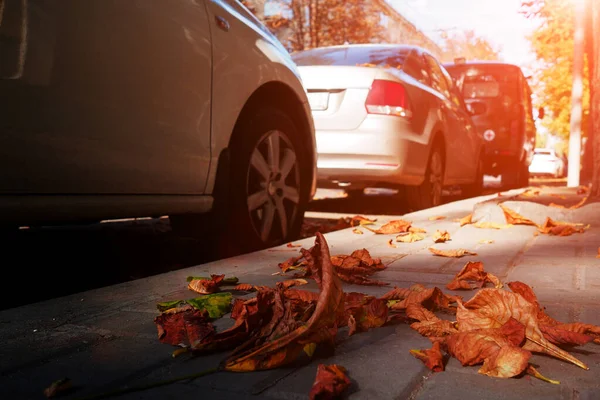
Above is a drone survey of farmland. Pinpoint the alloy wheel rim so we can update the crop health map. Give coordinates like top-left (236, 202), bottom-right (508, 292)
top-left (246, 130), bottom-right (300, 244)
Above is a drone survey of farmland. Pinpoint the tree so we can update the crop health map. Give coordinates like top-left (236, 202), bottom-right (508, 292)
top-left (242, 0), bottom-right (386, 52)
top-left (521, 0), bottom-right (590, 147)
top-left (440, 30), bottom-right (501, 64)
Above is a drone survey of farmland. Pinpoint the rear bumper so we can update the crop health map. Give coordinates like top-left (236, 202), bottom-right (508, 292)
top-left (315, 115), bottom-right (429, 189)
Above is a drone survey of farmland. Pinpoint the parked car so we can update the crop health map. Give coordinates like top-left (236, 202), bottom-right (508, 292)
top-left (291, 44), bottom-right (485, 210)
top-left (443, 60), bottom-right (541, 190)
top-left (529, 148), bottom-right (565, 178)
top-left (0, 0), bottom-right (317, 255)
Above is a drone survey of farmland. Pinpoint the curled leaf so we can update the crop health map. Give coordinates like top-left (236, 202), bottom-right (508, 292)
top-left (188, 274), bottom-right (225, 294)
top-left (410, 341), bottom-right (445, 372)
top-left (429, 248), bottom-right (477, 258)
top-left (154, 305), bottom-right (215, 347)
top-left (446, 261), bottom-right (502, 290)
top-left (538, 217), bottom-right (586, 236)
top-left (409, 226), bottom-right (427, 233)
top-left (287, 243), bottom-right (302, 248)
top-left (352, 228), bottom-right (364, 234)
top-left (309, 364), bottom-right (351, 400)
top-left (351, 215), bottom-right (377, 226)
top-left (157, 292), bottom-right (232, 319)
top-left (396, 231), bottom-right (425, 243)
top-left (432, 230), bottom-right (451, 243)
top-left (499, 205), bottom-right (537, 226)
top-left (277, 278), bottom-right (309, 290)
top-left (526, 365), bottom-right (560, 385)
top-left (364, 219), bottom-right (412, 234)
top-left (459, 214), bottom-right (472, 226)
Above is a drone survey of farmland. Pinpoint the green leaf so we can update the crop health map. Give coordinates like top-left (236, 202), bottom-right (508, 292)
top-left (186, 292), bottom-right (233, 319)
top-left (185, 276), bottom-right (239, 285)
top-left (156, 292), bottom-right (232, 319)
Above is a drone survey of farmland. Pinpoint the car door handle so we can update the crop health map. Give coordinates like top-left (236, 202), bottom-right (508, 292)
top-left (215, 15), bottom-right (230, 32)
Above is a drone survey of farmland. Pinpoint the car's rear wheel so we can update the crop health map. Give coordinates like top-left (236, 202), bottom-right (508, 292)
top-left (405, 142), bottom-right (444, 211)
top-left (462, 156), bottom-right (484, 199)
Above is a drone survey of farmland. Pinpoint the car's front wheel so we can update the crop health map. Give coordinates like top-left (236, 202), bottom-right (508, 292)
top-left (405, 142), bottom-right (444, 211)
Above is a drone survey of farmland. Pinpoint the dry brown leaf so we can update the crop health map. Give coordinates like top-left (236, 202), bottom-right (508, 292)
top-left (456, 288), bottom-right (588, 370)
top-left (473, 221), bottom-right (513, 230)
top-left (410, 341), bottom-right (445, 372)
top-left (499, 205), bottom-right (537, 226)
top-left (409, 226), bottom-right (427, 233)
top-left (406, 303), bottom-right (458, 337)
top-left (432, 230), bottom-right (451, 243)
top-left (459, 214), bottom-right (472, 226)
top-left (446, 261), bottom-right (502, 290)
top-left (385, 284), bottom-right (460, 314)
top-left (287, 243), bottom-right (302, 248)
top-left (387, 238), bottom-right (397, 248)
top-left (364, 219), bottom-right (412, 234)
top-left (277, 278), bottom-right (309, 290)
top-left (549, 194), bottom-right (567, 199)
top-left (188, 274), bottom-right (225, 294)
top-left (478, 239), bottom-right (494, 244)
top-left (352, 228), bottom-right (364, 235)
top-left (537, 217), bottom-right (587, 236)
top-left (309, 364), bottom-right (351, 400)
top-left (396, 231), bottom-right (426, 243)
top-left (429, 248), bottom-right (477, 258)
top-left (429, 216), bottom-right (446, 221)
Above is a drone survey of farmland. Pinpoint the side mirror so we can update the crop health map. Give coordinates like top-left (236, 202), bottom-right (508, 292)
top-left (537, 107), bottom-right (545, 120)
top-left (468, 102), bottom-right (486, 116)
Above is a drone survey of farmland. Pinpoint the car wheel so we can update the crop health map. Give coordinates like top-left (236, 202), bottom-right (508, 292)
top-left (501, 158), bottom-right (527, 189)
top-left (405, 142), bottom-right (444, 211)
top-left (462, 156), bottom-right (484, 199)
top-left (223, 107), bottom-right (309, 256)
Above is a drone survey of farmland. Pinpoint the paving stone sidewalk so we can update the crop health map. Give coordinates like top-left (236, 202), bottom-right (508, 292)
top-left (1, 186), bottom-right (599, 400)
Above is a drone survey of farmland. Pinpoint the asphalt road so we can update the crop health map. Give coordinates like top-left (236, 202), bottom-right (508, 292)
top-left (0, 176), bottom-right (564, 311)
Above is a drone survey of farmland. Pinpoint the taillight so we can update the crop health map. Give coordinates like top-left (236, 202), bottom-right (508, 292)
top-left (365, 79), bottom-right (412, 118)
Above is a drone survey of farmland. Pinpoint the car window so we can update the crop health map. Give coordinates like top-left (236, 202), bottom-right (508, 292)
top-left (402, 50), bottom-right (430, 85)
top-left (423, 54), bottom-right (451, 99)
top-left (291, 46), bottom-right (409, 68)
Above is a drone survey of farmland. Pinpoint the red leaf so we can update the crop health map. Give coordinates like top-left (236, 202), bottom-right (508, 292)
top-left (410, 341), bottom-right (445, 372)
top-left (309, 364), bottom-right (351, 400)
top-left (154, 305), bottom-right (215, 347)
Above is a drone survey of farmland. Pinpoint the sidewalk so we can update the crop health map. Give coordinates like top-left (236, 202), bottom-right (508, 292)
top-left (1, 186), bottom-right (599, 400)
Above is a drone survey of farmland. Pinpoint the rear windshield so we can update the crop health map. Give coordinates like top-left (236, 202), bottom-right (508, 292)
top-left (445, 65), bottom-right (520, 100)
top-left (291, 46), bottom-right (409, 69)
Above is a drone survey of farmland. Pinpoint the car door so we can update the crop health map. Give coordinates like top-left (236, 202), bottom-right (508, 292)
top-left (423, 53), bottom-right (467, 183)
top-left (0, 0), bottom-right (212, 195)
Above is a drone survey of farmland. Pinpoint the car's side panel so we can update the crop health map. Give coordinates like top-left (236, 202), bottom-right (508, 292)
top-left (203, 0), bottom-right (312, 195)
top-left (0, 0), bottom-right (213, 195)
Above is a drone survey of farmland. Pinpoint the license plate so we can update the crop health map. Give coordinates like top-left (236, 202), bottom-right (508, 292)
top-left (307, 92), bottom-right (329, 111)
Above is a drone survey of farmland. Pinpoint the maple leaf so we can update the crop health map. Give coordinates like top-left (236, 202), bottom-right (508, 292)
top-left (396, 231), bottom-right (426, 243)
top-left (442, 318), bottom-right (532, 378)
top-left (456, 288), bottom-right (588, 370)
top-left (223, 232), bottom-right (345, 372)
top-left (432, 230), bottom-right (451, 243)
top-left (364, 219), bottom-right (412, 234)
top-left (410, 341), bottom-right (445, 372)
top-left (309, 364), bottom-right (351, 400)
top-left (429, 248), bottom-right (477, 258)
top-left (446, 261), bottom-right (502, 290)
top-left (232, 283), bottom-right (256, 292)
top-left (499, 205), bottom-right (538, 226)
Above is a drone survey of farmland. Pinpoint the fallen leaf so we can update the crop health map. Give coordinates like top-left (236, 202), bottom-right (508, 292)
top-left (459, 214), bottom-right (472, 226)
top-left (446, 261), bottom-right (502, 290)
top-left (277, 278), bottom-right (309, 290)
top-left (156, 292), bottom-right (233, 319)
top-left (410, 341), bottom-right (445, 372)
top-left (351, 215), bottom-right (377, 226)
top-left (432, 230), bottom-right (451, 243)
top-left (188, 274), bottom-right (225, 294)
top-left (478, 239), bottom-right (494, 244)
top-left (388, 238), bottom-right (397, 248)
top-left (406, 303), bottom-right (458, 337)
top-left (549, 194), bottom-right (567, 199)
top-left (538, 217), bottom-right (586, 236)
top-left (526, 365), bottom-right (560, 385)
top-left (186, 276), bottom-right (239, 285)
top-left (429, 216), bottom-right (446, 221)
top-left (232, 283), bottom-right (256, 292)
top-left (364, 219), bottom-right (412, 234)
top-left (520, 189), bottom-right (540, 197)
top-left (396, 231), bottom-right (426, 243)
top-left (409, 226), bottom-right (427, 233)
top-left (44, 378), bottom-right (72, 398)
top-left (287, 243), bottom-right (302, 248)
top-left (429, 248), bottom-right (477, 258)
top-left (352, 228), bottom-right (364, 235)
top-left (456, 288), bottom-right (588, 370)
top-left (154, 305), bottom-right (215, 347)
top-left (442, 318), bottom-right (532, 378)
top-left (223, 232), bottom-right (345, 371)
top-left (384, 284), bottom-right (460, 314)
top-left (473, 221), bottom-right (513, 230)
top-left (499, 205), bottom-right (537, 226)
top-left (548, 203), bottom-right (566, 209)
top-left (309, 364), bottom-right (351, 400)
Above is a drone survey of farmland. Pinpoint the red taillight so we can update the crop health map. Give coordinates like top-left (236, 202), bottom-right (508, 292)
top-left (365, 79), bottom-right (412, 118)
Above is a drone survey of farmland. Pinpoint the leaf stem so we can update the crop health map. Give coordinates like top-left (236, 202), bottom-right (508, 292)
top-left (73, 366), bottom-right (220, 400)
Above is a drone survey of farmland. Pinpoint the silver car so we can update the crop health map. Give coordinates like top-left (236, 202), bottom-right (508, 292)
top-left (292, 44), bottom-right (484, 210)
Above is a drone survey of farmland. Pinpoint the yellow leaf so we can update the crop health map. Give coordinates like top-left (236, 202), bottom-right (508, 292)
top-left (473, 221), bottom-right (513, 230)
top-left (459, 214), bottom-right (472, 226)
top-left (432, 230), bottom-right (451, 243)
top-left (352, 228), bottom-right (364, 235)
top-left (429, 248), bottom-right (477, 258)
top-left (396, 232), bottom-right (426, 243)
top-left (303, 343), bottom-right (317, 357)
top-left (499, 205), bottom-right (538, 226)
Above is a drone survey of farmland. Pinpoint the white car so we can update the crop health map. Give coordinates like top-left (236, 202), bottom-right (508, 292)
top-left (529, 148), bottom-right (564, 178)
top-left (0, 0), bottom-right (317, 255)
top-left (291, 44), bottom-right (485, 210)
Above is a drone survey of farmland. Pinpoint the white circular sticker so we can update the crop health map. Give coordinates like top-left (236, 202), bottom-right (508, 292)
top-left (483, 129), bottom-right (496, 141)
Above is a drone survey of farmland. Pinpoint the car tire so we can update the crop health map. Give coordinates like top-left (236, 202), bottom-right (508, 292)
top-left (462, 156), bottom-right (484, 199)
top-left (405, 142), bottom-right (444, 211)
top-left (171, 107), bottom-right (310, 257)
